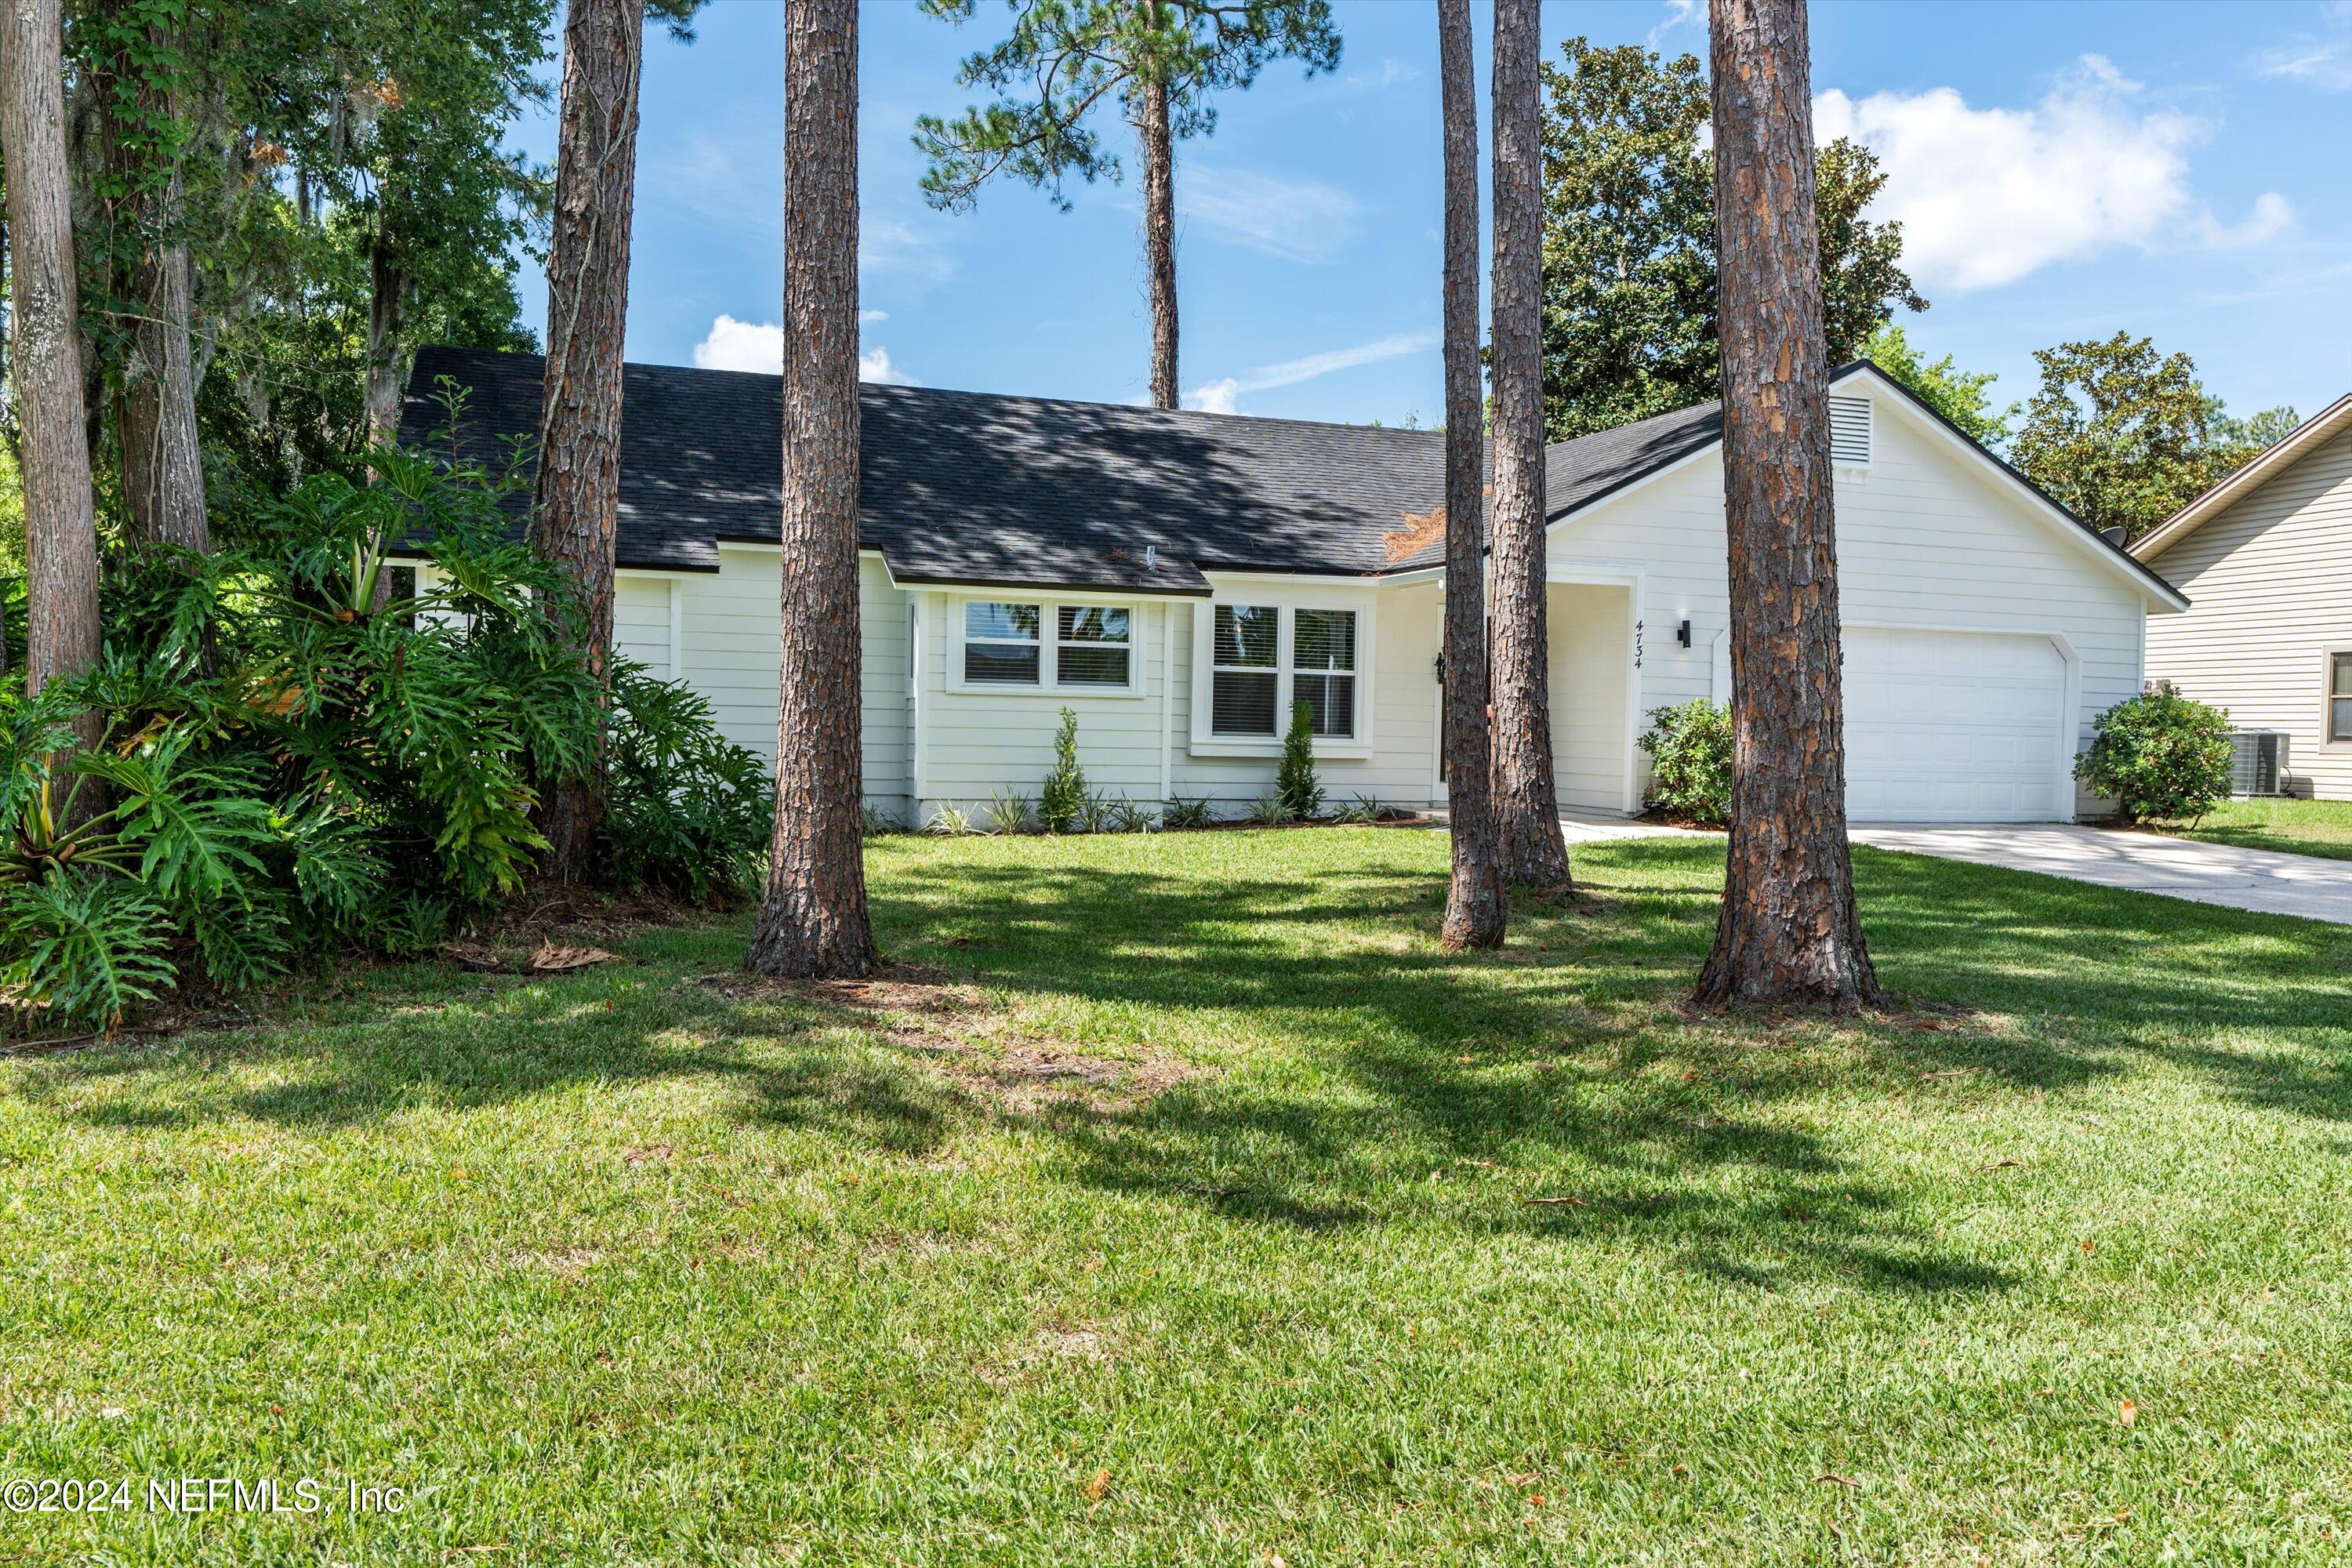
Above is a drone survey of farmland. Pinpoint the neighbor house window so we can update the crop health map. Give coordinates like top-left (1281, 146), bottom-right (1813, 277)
top-left (1211, 604), bottom-right (1279, 735)
top-left (1056, 604), bottom-right (1131, 687)
top-left (1292, 608), bottom-right (1358, 737)
top-left (2332, 652), bottom-right (2352, 742)
top-left (964, 601), bottom-right (1040, 684)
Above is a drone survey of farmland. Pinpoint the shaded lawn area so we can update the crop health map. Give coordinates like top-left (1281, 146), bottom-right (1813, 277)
top-left (2160, 797), bottom-right (2352, 862)
top-left (5, 829), bottom-right (2351, 1566)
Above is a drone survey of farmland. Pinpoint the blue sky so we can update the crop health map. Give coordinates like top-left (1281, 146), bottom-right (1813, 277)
top-left (508, 0), bottom-right (2351, 432)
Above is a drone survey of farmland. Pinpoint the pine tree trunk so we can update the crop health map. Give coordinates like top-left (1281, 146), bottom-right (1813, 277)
top-left (748, 0), bottom-right (878, 980)
top-left (1693, 0), bottom-right (1882, 1012)
top-left (1436, 0), bottom-right (1504, 953)
top-left (1485, 0), bottom-right (1570, 893)
top-left (2, 0), bottom-right (103, 739)
top-left (532, 0), bottom-right (644, 884)
top-left (1137, 71), bottom-right (1178, 410)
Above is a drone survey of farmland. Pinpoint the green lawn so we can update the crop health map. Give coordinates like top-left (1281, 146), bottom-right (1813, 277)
top-left (2162, 797), bottom-right (2352, 862)
top-left (5, 829), bottom-right (2351, 1566)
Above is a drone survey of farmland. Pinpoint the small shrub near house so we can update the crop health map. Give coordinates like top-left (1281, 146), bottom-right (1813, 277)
top-left (2075, 685), bottom-right (2233, 824)
top-left (1038, 707), bottom-right (1089, 833)
top-left (1277, 700), bottom-right (1324, 820)
top-left (1639, 699), bottom-right (1733, 826)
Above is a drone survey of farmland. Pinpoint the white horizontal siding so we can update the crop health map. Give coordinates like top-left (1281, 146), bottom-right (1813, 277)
top-left (2143, 423), bottom-right (2352, 798)
top-left (1552, 383), bottom-right (2148, 818)
top-left (613, 575), bottom-right (673, 676)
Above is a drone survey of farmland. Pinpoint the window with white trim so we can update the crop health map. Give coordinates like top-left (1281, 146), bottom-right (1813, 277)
top-left (2331, 652), bottom-right (2352, 742)
top-left (1207, 603), bottom-right (1361, 741)
top-left (1291, 608), bottom-right (1357, 737)
top-left (1211, 604), bottom-right (1280, 735)
top-left (1057, 604), bottom-right (1131, 687)
top-left (964, 601), bottom-right (1041, 684)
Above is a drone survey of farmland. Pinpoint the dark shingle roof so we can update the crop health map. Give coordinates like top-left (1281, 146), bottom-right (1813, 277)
top-left (399, 346), bottom-right (2170, 603)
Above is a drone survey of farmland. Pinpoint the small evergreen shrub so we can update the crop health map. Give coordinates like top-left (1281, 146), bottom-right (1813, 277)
top-left (1038, 707), bottom-right (1089, 833)
top-left (1277, 700), bottom-right (1324, 820)
top-left (2075, 685), bottom-right (2233, 824)
top-left (1639, 699), bottom-right (1733, 826)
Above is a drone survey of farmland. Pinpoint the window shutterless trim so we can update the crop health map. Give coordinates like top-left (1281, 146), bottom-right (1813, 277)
top-left (943, 593), bottom-right (1149, 697)
top-left (1188, 592), bottom-right (1377, 757)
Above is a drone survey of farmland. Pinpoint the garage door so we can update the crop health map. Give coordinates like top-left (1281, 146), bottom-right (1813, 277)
top-left (1843, 629), bottom-right (2068, 822)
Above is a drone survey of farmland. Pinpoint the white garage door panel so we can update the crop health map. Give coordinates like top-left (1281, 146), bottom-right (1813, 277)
top-left (1845, 629), bottom-right (2066, 822)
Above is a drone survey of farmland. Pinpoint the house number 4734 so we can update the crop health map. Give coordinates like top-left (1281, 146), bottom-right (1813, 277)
top-left (1633, 619), bottom-right (1643, 669)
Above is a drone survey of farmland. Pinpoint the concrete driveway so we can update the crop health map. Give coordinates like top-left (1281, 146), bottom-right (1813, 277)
top-left (1850, 822), bottom-right (2352, 925)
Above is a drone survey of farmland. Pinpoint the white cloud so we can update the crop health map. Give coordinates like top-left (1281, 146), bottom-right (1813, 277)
top-left (1343, 59), bottom-right (1421, 91)
top-left (857, 346), bottom-right (918, 386)
top-left (2253, 2), bottom-right (2352, 89)
top-left (1813, 56), bottom-right (2294, 292)
top-left (1648, 0), bottom-right (1701, 49)
top-left (690, 314), bottom-right (918, 385)
top-left (691, 314), bottom-right (782, 374)
top-left (1182, 328), bottom-right (1439, 415)
top-left (1183, 167), bottom-right (1367, 263)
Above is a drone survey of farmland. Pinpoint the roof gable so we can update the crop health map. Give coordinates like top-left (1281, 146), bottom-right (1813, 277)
top-left (2131, 393), bottom-right (2352, 563)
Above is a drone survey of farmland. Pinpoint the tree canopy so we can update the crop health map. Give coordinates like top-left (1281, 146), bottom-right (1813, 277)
top-left (2010, 332), bottom-right (2296, 540)
top-left (1860, 324), bottom-right (2013, 447)
top-left (913, 0), bottom-right (1340, 212)
top-left (1536, 37), bottom-right (1923, 440)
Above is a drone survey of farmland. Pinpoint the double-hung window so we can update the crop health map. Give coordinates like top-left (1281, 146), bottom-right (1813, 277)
top-left (1057, 605), bottom-right (1131, 687)
top-left (964, 601), bottom-right (1041, 684)
top-left (2331, 652), bottom-right (2352, 743)
top-left (1207, 602), bottom-right (1362, 742)
top-left (1291, 609), bottom-right (1357, 738)
top-left (1211, 605), bottom-right (1281, 735)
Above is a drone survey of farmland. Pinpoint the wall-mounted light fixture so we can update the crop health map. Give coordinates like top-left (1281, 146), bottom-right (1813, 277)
top-left (1676, 619), bottom-right (1692, 648)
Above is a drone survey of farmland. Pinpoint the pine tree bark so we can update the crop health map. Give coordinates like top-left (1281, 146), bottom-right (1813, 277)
top-left (1486, 0), bottom-right (1570, 892)
top-left (1693, 0), bottom-right (1882, 1012)
top-left (2, 0), bottom-right (103, 738)
top-left (1436, 0), bottom-right (1504, 952)
top-left (531, 0), bottom-right (644, 883)
top-left (748, 0), bottom-right (878, 980)
top-left (1136, 71), bottom-right (1178, 410)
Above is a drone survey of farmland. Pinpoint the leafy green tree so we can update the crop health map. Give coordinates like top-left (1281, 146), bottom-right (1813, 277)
top-left (916, 0), bottom-right (1341, 408)
top-left (2011, 332), bottom-right (2296, 541)
top-left (1537, 37), bottom-right (1924, 439)
top-left (1859, 323), bottom-right (2013, 446)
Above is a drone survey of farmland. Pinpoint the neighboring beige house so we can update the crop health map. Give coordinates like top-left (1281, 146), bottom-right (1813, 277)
top-left (2133, 394), bottom-right (2352, 800)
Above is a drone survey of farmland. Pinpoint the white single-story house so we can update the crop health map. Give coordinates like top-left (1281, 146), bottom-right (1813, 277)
top-left (2131, 393), bottom-right (2352, 800)
top-left (401, 346), bottom-right (2187, 826)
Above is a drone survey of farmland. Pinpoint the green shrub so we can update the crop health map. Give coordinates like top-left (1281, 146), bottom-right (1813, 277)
top-left (924, 803), bottom-right (980, 837)
top-left (1277, 700), bottom-right (1323, 820)
top-left (1639, 699), bottom-right (1733, 826)
top-left (2075, 685), bottom-right (2233, 824)
top-left (0, 439), bottom-right (764, 1026)
top-left (1247, 793), bottom-right (1297, 826)
top-left (604, 663), bottom-right (773, 902)
top-left (1038, 707), bottom-right (1088, 833)
top-left (984, 787), bottom-right (1033, 834)
top-left (1160, 797), bottom-right (1217, 830)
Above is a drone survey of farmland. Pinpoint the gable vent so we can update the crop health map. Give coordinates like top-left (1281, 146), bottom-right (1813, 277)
top-left (1829, 395), bottom-right (1873, 467)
